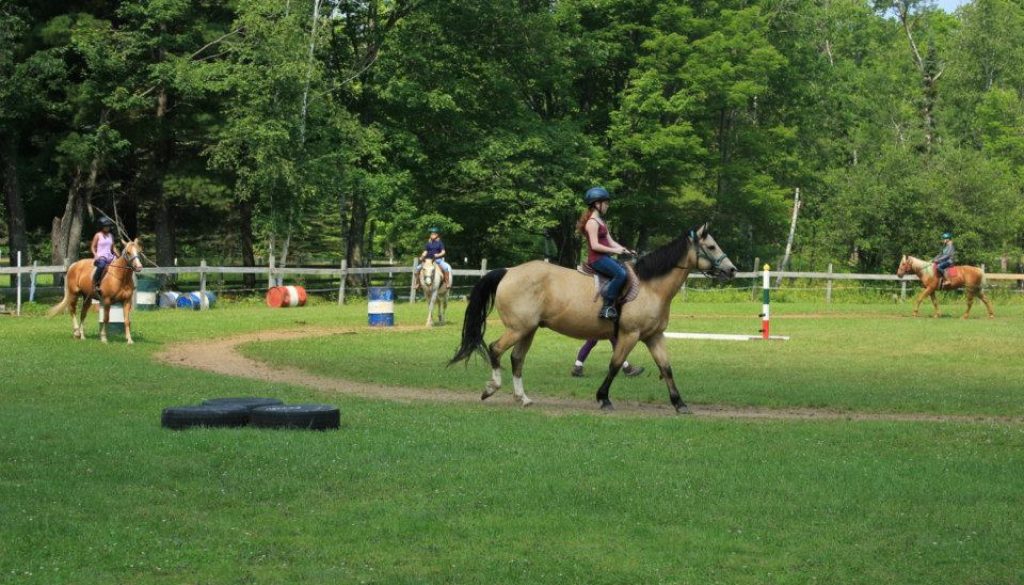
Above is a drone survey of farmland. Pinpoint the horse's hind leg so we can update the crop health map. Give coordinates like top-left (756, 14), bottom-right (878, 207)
top-left (481, 329), bottom-right (523, 401)
top-left (963, 289), bottom-right (976, 319)
top-left (980, 289), bottom-right (995, 318)
top-left (929, 291), bottom-right (941, 318)
top-left (644, 333), bottom-right (690, 414)
top-left (510, 330), bottom-right (537, 407)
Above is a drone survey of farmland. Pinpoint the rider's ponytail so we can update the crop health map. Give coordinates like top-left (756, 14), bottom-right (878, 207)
top-left (576, 208), bottom-right (594, 235)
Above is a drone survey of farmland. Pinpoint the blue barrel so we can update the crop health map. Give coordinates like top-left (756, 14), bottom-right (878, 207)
top-left (368, 287), bottom-right (394, 326)
top-left (176, 291), bottom-right (217, 310)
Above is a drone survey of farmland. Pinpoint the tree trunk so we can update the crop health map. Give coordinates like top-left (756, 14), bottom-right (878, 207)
top-left (346, 194), bottom-right (367, 286)
top-left (2, 134), bottom-right (30, 287)
top-left (239, 198), bottom-right (256, 289)
top-left (51, 158), bottom-right (97, 268)
top-left (152, 87), bottom-right (176, 272)
top-left (548, 212), bottom-right (581, 268)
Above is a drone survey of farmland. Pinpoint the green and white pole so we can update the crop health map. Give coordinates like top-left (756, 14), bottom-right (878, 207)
top-left (761, 263), bottom-right (770, 340)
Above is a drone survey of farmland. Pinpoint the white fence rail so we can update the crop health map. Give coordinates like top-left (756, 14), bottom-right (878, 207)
top-left (3, 256), bottom-right (1023, 317)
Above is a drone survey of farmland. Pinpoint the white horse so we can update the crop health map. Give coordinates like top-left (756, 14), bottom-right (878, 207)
top-left (420, 258), bottom-right (449, 327)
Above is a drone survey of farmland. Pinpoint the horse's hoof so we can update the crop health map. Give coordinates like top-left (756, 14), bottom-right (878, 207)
top-left (675, 403), bottom-right (692, 415)
top-left (598, 399), bottom-right (614, 411)
top-left (481, 385), bottom-right (498, 401)
top-left (520, 397), bottom-right (534, 407)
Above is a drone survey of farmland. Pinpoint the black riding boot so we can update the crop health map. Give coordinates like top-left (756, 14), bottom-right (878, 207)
top-left (598, 301), bottom-right (618, 320)
top-left (93, 266), bottom-right (103, 295)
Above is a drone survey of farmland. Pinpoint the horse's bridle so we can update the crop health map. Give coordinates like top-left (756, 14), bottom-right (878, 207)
top-left (108, 248), bottom-right (143, 273)
top-left (691, 230), bottom-right (731, 278)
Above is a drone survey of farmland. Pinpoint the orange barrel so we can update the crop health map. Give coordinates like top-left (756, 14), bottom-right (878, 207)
top-left (266, 285), bottom-right (307, 308)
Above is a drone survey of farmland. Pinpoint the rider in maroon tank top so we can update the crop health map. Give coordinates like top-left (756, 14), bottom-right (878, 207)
top-left (576, 186), bottom-right (634, 320)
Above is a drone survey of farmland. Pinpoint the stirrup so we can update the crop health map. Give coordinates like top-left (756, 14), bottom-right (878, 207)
top-left (599, 305), bottom-right (618, 320)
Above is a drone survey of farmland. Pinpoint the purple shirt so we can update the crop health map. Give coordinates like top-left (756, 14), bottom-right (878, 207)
top-left (95, 233), bottom-right (115, 262)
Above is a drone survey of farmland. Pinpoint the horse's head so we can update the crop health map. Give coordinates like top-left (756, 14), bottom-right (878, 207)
top-left (421, 258), bottom-right (436, 287)
top-left (122, 238), bottom-right (144, 273)
top-left (692, 223), bottom-right (737, 282)
top-left (896, 255), bottom-right (911, 278)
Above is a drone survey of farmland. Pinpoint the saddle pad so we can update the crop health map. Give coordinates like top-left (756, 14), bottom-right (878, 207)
top-left (945, 266), bottom-right (959, 279)
top-left (577, 263), bottom-right (640, 304)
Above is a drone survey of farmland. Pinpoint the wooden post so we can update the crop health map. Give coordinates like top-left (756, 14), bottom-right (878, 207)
top-left (337, 259), bottom-right (347, 305)
top-left (199, 259), bottom-right (208, 310)
top-left (901, 280), bottom-right (907, 302)
top-left (825, 263), bottom-right (833, 304)
top-left (751, 257), bottom-right (760, 301)
top-left (481, 258), bottom-right (488, 274)
top-left (408, 258), bottom-right (417, 303)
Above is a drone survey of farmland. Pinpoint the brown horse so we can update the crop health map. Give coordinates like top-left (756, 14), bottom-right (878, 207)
top-left (896, 254), bottom-right (994, 319)
top-left (48, 239), bottom-right (145, 343)
top-left (450, 224), bottom-right (737, 413)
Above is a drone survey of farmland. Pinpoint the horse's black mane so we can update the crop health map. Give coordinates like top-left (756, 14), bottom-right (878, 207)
top-left (633, 234), bottom-right (691, 281)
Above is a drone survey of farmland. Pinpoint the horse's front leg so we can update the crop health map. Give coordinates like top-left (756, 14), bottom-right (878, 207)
top-left (124, 300), bottom-right (134, 344)
top-left (72, 295), bottom-right (85, 339)
top-left (596, 332), bottom-right (639, 411)
top-left (425, 288), bottom-right (436, 327)
top-left (911, 288), bottom-right (929, 317)
top-left (929, 291), bottom-right (941, 318)
top-left (644, 333), bottom-right (690, 414)
top-left (100, 303), bottom-right (111, 343)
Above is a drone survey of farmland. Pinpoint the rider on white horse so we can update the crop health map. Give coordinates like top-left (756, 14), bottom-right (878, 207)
top-left (416, 227), bottom-right (452, 290)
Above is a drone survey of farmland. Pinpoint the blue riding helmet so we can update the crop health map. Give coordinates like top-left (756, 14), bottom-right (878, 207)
top-left (584, 187), bottom-right (611, 205)
top-left (428, 226), bottom-right (441, 234)
top-left (941, 232), bottom-right (953, 240)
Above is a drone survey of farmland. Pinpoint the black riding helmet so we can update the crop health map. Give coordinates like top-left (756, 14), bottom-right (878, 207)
top-left (98, 217), bottom-right (114, 229)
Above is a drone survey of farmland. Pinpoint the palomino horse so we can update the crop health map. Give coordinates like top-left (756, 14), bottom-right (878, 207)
top-left (450, 224), bottom-right (737, 412)
top-left (420, 257), bottom-right (448, 327)
top-left (896, 254), bottom-right (994, 319)
top-left (48, 239), bottom-right (145, 343)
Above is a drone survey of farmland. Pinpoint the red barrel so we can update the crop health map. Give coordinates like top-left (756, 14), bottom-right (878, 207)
top-left (266, 285), bottom-right (308, 308)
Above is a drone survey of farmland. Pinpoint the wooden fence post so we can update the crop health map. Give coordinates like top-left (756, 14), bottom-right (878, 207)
top-left (337, 259), bottom-right (347, 305)
top-left (826, 263), bottom-right (833, 304)
top-left (481, 258), bottom-right (488, 274)
top-left (409, 258), bottom-right (417, 303)
top-left (199, 259), bottom-right (208, 310)
top-left (901, 280), bottom-right (907, 302)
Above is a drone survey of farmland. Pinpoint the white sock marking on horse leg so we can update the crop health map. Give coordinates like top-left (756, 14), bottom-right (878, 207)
top-left (484, 367), bottom-right (501, 397)
top-left (513, 376), bottom-right (533, 407)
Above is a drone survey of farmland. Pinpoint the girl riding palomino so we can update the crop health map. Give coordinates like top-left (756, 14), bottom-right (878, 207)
top-left (934, 232), bottom-right (956, 288)
top-left (91, 217), bottom-right (120, 294)
top-left (578, 186), bottom-right (634, 320)
top-left (417, 227), bottom-right (452, 290)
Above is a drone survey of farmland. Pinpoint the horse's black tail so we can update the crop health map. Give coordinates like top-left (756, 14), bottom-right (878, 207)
top-left (449, 268), bottom-right (508, 365)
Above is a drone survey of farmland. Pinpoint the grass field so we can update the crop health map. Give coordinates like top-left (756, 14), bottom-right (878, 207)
top-left (2, 298), bottom-right (1023, 584)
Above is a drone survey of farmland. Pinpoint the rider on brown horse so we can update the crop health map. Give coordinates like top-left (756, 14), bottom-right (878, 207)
top-left (578, 187), bottom-right (634, 320)
top-left (91, 217), bottom-right (120, 296)
top-left (933, 231), bottom-right (956, 289)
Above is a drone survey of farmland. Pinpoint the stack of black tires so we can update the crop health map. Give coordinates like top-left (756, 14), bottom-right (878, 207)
top-left (162, 397), bottom-right (340, 431)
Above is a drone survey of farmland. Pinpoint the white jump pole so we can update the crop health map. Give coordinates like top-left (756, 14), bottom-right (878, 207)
top-left (760, 263), bottom-right (770, 340)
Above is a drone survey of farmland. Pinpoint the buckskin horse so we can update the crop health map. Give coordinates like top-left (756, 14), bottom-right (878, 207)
top-left (450, 224), bottom-right (737, 412)
top-left (48, 239), bottom-right (145, 343)
top-left (896, 254), bottom-right (994, 319)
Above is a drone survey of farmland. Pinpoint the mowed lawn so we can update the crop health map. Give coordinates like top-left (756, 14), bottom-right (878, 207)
top-left (1, 299), bottom-right (1023, 584)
